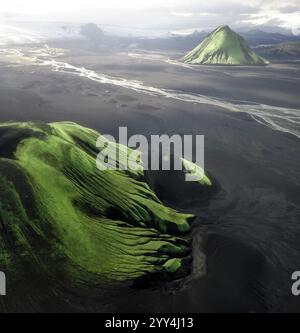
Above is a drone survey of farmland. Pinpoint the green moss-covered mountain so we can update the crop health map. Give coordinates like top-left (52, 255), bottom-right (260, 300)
top-left (0, 121), bottom-right (212, 291)
top-left (182, 25), bottom-right (269, 66)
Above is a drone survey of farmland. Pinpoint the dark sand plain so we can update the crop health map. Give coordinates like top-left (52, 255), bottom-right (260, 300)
top-left (0, 46), bottom-right (299, 312)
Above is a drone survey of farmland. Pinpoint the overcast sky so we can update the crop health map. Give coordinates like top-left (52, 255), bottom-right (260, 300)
top-left (1, 0), bottom-right (300, 33)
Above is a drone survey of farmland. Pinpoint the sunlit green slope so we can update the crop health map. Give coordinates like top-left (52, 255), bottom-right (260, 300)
top-left (0, 122), bottom-right (211, 285)
top-left (182, 25), bottom-right (269, 65)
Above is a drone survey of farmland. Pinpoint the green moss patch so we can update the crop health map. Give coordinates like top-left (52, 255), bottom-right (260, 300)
top-left (0, 121), bottom-right (213, 285)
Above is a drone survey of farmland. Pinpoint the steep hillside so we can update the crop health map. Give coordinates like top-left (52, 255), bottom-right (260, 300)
top-left (182, 25), bottom-right (269, 65)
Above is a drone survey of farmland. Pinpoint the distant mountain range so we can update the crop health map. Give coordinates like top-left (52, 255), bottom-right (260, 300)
top-left (254, 42), bottom-right (300, 61)
top-left (239, 29), bottom-right (300, 47)
top-left (1, 19), bottom-right (300, 62)
top-left (131, 28), bottom-right (300, 54)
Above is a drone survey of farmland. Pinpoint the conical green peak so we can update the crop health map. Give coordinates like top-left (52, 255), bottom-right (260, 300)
top-left (182, 25), bottom-right (269, 66)
top-left (216, 25), bottom-right (231, 32)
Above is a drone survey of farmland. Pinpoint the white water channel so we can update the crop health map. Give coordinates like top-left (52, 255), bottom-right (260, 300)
top-left (4, 46), bottom-right (300, 138)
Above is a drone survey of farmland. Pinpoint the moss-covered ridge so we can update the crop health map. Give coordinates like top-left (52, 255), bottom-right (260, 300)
top-left (0, 121), bottom-right (211, 284)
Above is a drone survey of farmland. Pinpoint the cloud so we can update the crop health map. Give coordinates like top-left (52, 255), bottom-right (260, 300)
top-left (174, 1), bottom-right (259, 15)
top-left (278, 5), bottom-right (300, 13)
top-left (0, 0), bottom-right (299, 34)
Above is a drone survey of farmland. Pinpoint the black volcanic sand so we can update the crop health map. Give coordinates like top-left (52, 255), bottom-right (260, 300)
top-left (0, 49), bottom-right (300, 312)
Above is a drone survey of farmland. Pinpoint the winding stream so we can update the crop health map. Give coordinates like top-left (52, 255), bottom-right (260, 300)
top-left (3, 45), bottom-right (300, 138)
